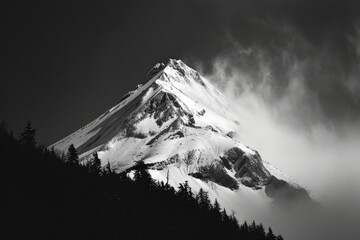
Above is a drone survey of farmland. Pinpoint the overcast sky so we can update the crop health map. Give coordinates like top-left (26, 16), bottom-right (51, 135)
top-left (1, 0), bottom-right (359, 145)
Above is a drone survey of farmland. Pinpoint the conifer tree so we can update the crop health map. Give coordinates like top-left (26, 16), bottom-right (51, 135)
top-left (90, 152), bottom-right (101, 174)
top-left (213, 199), bottom-right (221, 213)
top-left (276, 235), bottom-right (284, 240)
top-left (257, 223), bottom-right (266, 236)
top-left (105, 160), bottom-right (112, 174)
top-left (266, 227), bottom-right (276, 240)
top-left (211, 198), bottom-right (222, 220)
top-left (178, 180), bottom-right (192, 201)
top-left (19, 121), bottom-right (36, 148)
top-left (241, 221), bottom-right (249, 232)
top-left (199, 189), bottom-right (210, 210)
top-left (134, 160), bottom-right (154, 189)
top-left (250, 220), bottom-right (257, 232)
top-left (222, 209), bottom-right (230, 223)
top-left (196, 188), bottom-right (203, 204)
top-left (66, 144), bottom-right (78, 164)
top-left (230, 211), bottom-right (239, 228)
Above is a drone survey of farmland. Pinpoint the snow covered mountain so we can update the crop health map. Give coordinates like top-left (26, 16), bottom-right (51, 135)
top-left (51, 59), bottom-right (315, 233)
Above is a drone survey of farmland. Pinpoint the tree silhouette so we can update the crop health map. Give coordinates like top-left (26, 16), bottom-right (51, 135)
top-left (90, 152), bottom-right (101, 174)
top-left (19, 121), bottom-right (36, 148)
top-left (197, 188), bottom-right (211, 210)
top-left (105, 160), bottom-right (112, 174)
top-left (266, 227), bottom-right (277, 240)
top-left (178, 180), bottom-right (192, 202)
top-left (184, 150), bottom-right (195, 174)
top-left (134, 160), bottom-right (154, 189)
top-left (2, 122), bottom-right (284, 240)
top-left (276, 235), bottom-right (284, 240)
top-left (241, 221), bottom-right (249, 232)
top-left (66, 144), bottom-right (78, 164)
top-left (222, 208), bottom-right (231, 224)
top-left (213, 199), bottom-right (221, 212)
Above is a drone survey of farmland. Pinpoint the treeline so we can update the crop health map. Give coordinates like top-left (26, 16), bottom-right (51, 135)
top-left (1, 121), bottom-right (283, 240)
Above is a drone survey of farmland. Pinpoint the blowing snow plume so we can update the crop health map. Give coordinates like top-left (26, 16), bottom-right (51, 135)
top-left (201, 35), bottom-right (360, 239)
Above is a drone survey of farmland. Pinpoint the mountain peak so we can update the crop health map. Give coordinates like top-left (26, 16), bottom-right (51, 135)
top-left (165, 58), bottom-right (188, 70)
top-left (145, 58), bottom-right (202, 85)
top-left (50, 58), bottom-right (316, 239)
top-left (51, 59), bottom-right (314, 227)
top-left (166, 58), bottom-right (183, 65)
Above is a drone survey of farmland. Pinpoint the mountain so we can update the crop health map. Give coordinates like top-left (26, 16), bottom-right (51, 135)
top-left (51, 59), bottom-right (316, 233)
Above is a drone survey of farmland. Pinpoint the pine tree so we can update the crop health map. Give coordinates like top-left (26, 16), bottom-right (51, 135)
top-left (250, 220), bottom-right (257, 232)
top-left (196, 188), bottom-right (203, 204)
top-left (134, 160), bottom-right (154, 189)
top-left (266, 227), bottom-right (276, 240)
top-left (222, 209), bottom-right (230, 224)
top-left (178, 180), bottom-right (192, 201)
top-left (105, 160), bottom-right (112, 174)
top-left (257, 223), bottom-right (265, 236)
top-left (19, 121), bottom-right (36, 148)
top-left (211, 198), bottom-right (222, 221)
top-left (276, 235), bottom-right (284, 240)
top-left (66, 144), bottom-right (78, 164)
top-left (200, 189), bottom-right (210, 210)
top-left (90, 152), bottom-right (101, 174)
top-left (229, 211), bottom-right (239, 229)
top-left (241, 221), bottom-right (249, 232)
top-left (213, 199), bottom-right (221, 213)
top-left (196, 188), bottom-right (210, 210)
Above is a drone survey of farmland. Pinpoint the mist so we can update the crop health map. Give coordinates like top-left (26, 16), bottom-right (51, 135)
top-left (199, 28), bottom-right (360, 239)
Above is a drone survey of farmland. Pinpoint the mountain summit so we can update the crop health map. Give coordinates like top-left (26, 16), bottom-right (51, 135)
top-left (51, 59), bottom-right (314, 230)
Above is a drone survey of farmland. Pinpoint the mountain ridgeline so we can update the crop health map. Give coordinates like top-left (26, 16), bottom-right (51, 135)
top-left (47, 59), bottom-right (316, 237)
top-left (1, 122), bottom-right (283, 240)
top-left (51, 59), bottom-right (313, 201)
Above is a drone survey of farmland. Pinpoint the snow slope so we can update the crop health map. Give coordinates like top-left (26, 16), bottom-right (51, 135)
top-left (51, 59), bottom-right (315, 237)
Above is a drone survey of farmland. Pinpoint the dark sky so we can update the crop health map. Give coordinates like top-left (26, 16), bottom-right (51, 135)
top-left (1, 0), bottom-right (359, 145)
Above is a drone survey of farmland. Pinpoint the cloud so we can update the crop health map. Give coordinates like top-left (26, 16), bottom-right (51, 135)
top-left (204, 43), bottom-right (360, 191)
top-left (199, 25), bottom-right (360, 238)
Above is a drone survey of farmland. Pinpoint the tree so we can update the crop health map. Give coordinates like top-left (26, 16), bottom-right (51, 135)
top-left (67, 144), bottom-right (78, 164)
top-left (222, 209), bottom-right (230, 224)
top-left (213, 199), bottom-right (221, 211)
top-left (229, 211), bottom-right (239, 230)
top-left (250, 220), bottom-right (257, 232)
top-left (240, 221), bottom-right (249, 232)
top-left (90, 152), bottom-right (101, 174)
top-left (166, 169), bottom-right (170, 186)
top-left (211, 198), bottom-right (222, 220)
top-left (105, 160), bottom-right (112, 174)
top-left (276, 235), bottom-right (284, 240)
top-left (134, 160), bottom-right (154, 189)
top-left (257, 223), bottom-right (266, 236)
top-left (197, 188), bottom-right (210, 210)
top-left (184, 150), bottom-right (195, 174)
top-left (266, 227), bottom-right (277, 240)
top-left (178, 180), bottom-right (192, 201)
top-left (19, 121), bottom-right (36, 148)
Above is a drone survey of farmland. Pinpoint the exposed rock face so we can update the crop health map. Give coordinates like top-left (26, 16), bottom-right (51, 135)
top-left (221, 147), bottom-right (271, 188)
top-left (265, 176), bottom-right (312, 202)
top-left (194, 162), bottom-right (239, 190)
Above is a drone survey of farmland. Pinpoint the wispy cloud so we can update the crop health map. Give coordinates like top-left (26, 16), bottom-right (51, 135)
top-left (199, 23), bottom-right (360, 238)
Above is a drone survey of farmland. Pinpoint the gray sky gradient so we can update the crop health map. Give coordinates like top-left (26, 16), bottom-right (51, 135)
top-left (1, 0), bottom-right (359, 145)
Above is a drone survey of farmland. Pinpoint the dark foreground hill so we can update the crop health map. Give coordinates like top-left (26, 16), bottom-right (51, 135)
top-left (1, 122), bottom-right (283, 240)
